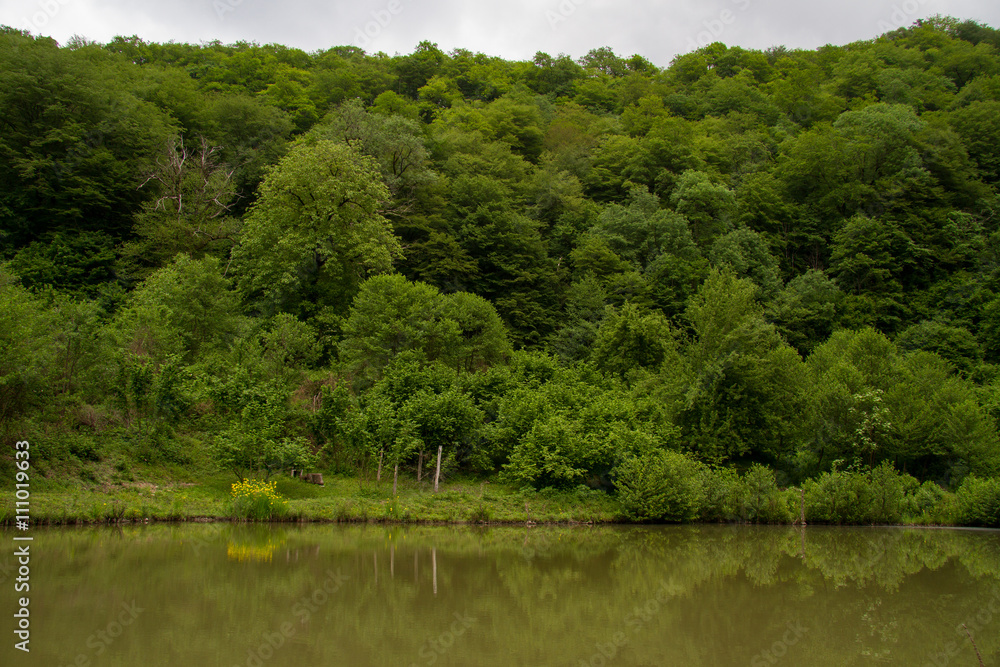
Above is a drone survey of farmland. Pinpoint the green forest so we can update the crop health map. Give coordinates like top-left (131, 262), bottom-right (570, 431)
top-left (2, 17), bottom-right (1000, 526)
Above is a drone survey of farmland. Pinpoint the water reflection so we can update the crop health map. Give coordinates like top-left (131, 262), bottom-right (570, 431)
top-left (1, 524), bottom-right (997, 666)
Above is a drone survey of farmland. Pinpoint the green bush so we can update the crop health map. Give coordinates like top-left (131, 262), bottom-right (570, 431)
top-left (956, 476), bottom-right (1000, 527)
top-left (739, 464), bottom-right (793, 523)
top-left (614, 449), bottom-right (704, 522)
top-left (903, 480), bottom-right (948, 519)
top-left (867, 461), bottom-right (908, 524)
top-left (805, 468), bottom-right (871, 524)
top-left (502, 415), bottom-right (587, 489)
top-left (804, 463), bottom-right (911, 524)
top-left (29, 436), bottom-right (71, 463)
top-left (697, 465), bottom-right (743, 522)
top-left (67, 433), bottom-right (102, 462)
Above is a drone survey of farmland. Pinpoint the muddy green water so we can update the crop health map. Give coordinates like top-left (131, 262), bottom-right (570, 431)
top-left (1, 524), bottom-right (998, 666)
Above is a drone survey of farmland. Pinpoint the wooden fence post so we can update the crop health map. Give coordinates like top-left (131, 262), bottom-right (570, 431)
top-left (434, 445), bottom-right (442, 493)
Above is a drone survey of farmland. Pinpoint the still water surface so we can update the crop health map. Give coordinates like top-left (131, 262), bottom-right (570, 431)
top-left (2, 524), bottom-right (998, 666)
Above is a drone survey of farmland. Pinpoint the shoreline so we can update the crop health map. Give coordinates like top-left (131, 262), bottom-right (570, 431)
top-left (2, 471), bottom-right (996, 529)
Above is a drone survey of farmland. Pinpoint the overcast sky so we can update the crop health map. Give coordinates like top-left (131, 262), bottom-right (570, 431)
top-left (2, 0), bottom-right (999, 65)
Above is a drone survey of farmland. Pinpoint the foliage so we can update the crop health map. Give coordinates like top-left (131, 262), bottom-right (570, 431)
top-left (111, 254), bottom-right (240, 363)
top-left (614, 449), bottom-right (705, 522)
top-left (232, 139), bottom-right (402, 317)
top-left (739, 464), bottom-right (793, 523)
top-left (664, 269), bottom-right (811, 463)
top-left (804, 462), bottom-right (913, 524)
top-left (0, 268), bottom-right (56, 427)
top-left (956, 476), bottom-right (1000, 527)
top-left (211, 394), bottom-right (318, 480)
top-left (3, 25), bottom-right (1000, 523)
top-left (339, 274), bottom-right (510, 385)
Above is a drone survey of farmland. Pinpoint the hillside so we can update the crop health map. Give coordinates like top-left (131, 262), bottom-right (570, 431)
top-left (2, 18), bottom-right (1000, 524)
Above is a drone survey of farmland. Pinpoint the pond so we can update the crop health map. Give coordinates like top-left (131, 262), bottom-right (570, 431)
top-left (2, 524), bottom-right (998, 666)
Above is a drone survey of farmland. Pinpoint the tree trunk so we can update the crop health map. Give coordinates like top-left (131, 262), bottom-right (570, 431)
top-left (434, 445), bottom-right (443, 493)
top-left (392, 463), bottom-right (399, 497)
top-left (377, 450), bottom-right (383, 482)
top-left (417, 451), bottom-right (424, 483)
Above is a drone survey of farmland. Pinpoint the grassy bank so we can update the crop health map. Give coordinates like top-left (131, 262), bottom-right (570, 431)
top-left (1, 436), bottom-right (997, 528)
top-left (0, 472), bottom-right (621, 526)
top-left (2, 469), bottom-right (996, 528)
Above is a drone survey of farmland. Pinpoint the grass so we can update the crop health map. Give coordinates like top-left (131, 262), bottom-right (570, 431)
top-left (0, 470), bottom-right (622, 526)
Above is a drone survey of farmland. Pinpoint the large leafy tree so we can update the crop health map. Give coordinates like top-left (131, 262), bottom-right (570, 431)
top-left (806, 328), bottom-right (999, 479)
top-left (339, 274), bottom-right (511, 384)
top-left (339, 274), bottom-right (457, 384)
top-left (112, 254), bottom-right (240, 364)
top-left (665, 269), bottom-right (812, 464)
top-left (233, 139), bottom-right (403, 318)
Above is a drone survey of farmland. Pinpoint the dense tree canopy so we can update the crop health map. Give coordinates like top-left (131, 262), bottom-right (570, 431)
top-left (3, 18), bottom-right (1000, 491)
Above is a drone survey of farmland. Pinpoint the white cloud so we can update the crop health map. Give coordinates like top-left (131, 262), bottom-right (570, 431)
top-left (1, 0), bottom-right (997, 62)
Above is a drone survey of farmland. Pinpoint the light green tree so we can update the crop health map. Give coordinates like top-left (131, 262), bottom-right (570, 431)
top-left (591, 302), bottom-right (677, 381)
top-left (438, 291), bottom-right (512, 373)
top-left (339, 274), bottom-right (457, 384)
top-left (212, 394), bottom-right (318, 480)
top-left (0, 268), bottom-right (56, 428)
top-left (668, 269), bottom-right (812, 463)
top-left (233, 139), bottom-right (402, 317)
top-left (112, 254), bottom-right (240, 364)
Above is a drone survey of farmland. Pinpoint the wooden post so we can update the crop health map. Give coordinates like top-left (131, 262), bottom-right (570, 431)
top-left (434, 445), bottom-right (443, 493)
top-left (417, 451), bottom-right (424, 483)
top-left (392, 463), bottom-right (399, 497)
top-left (799, 488), bottom-right (807, 526)
top-left (432, 547), bottom-right (437, 596)
top-left (377, 451), bottom-right (383, 483)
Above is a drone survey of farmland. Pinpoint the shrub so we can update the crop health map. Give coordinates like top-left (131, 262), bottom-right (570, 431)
top-left (229, 479), bottom-right (287, 521)
top-left (740, 464), bottom-right (793, 523)
top-left (804, 468), bottom-right (871, 524)
top-left (502, 415), bottom-right (587, 489)
top-left (956, 476), bottom-right (1000, 528)
top-left (614, 449), bottom-right (704, 522)
top-left (468, 503), bottom-right (492, 523)
top-left (903, 480), bottom-right (948, 519)
top-left (803, 463), bottom-right (911, 524)
top-left (867, 461), bottom-right (908, 524)
top-left (67, 433), bottom-right (102, 462)
top-left (698, 465), bottom-right (743, 522)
